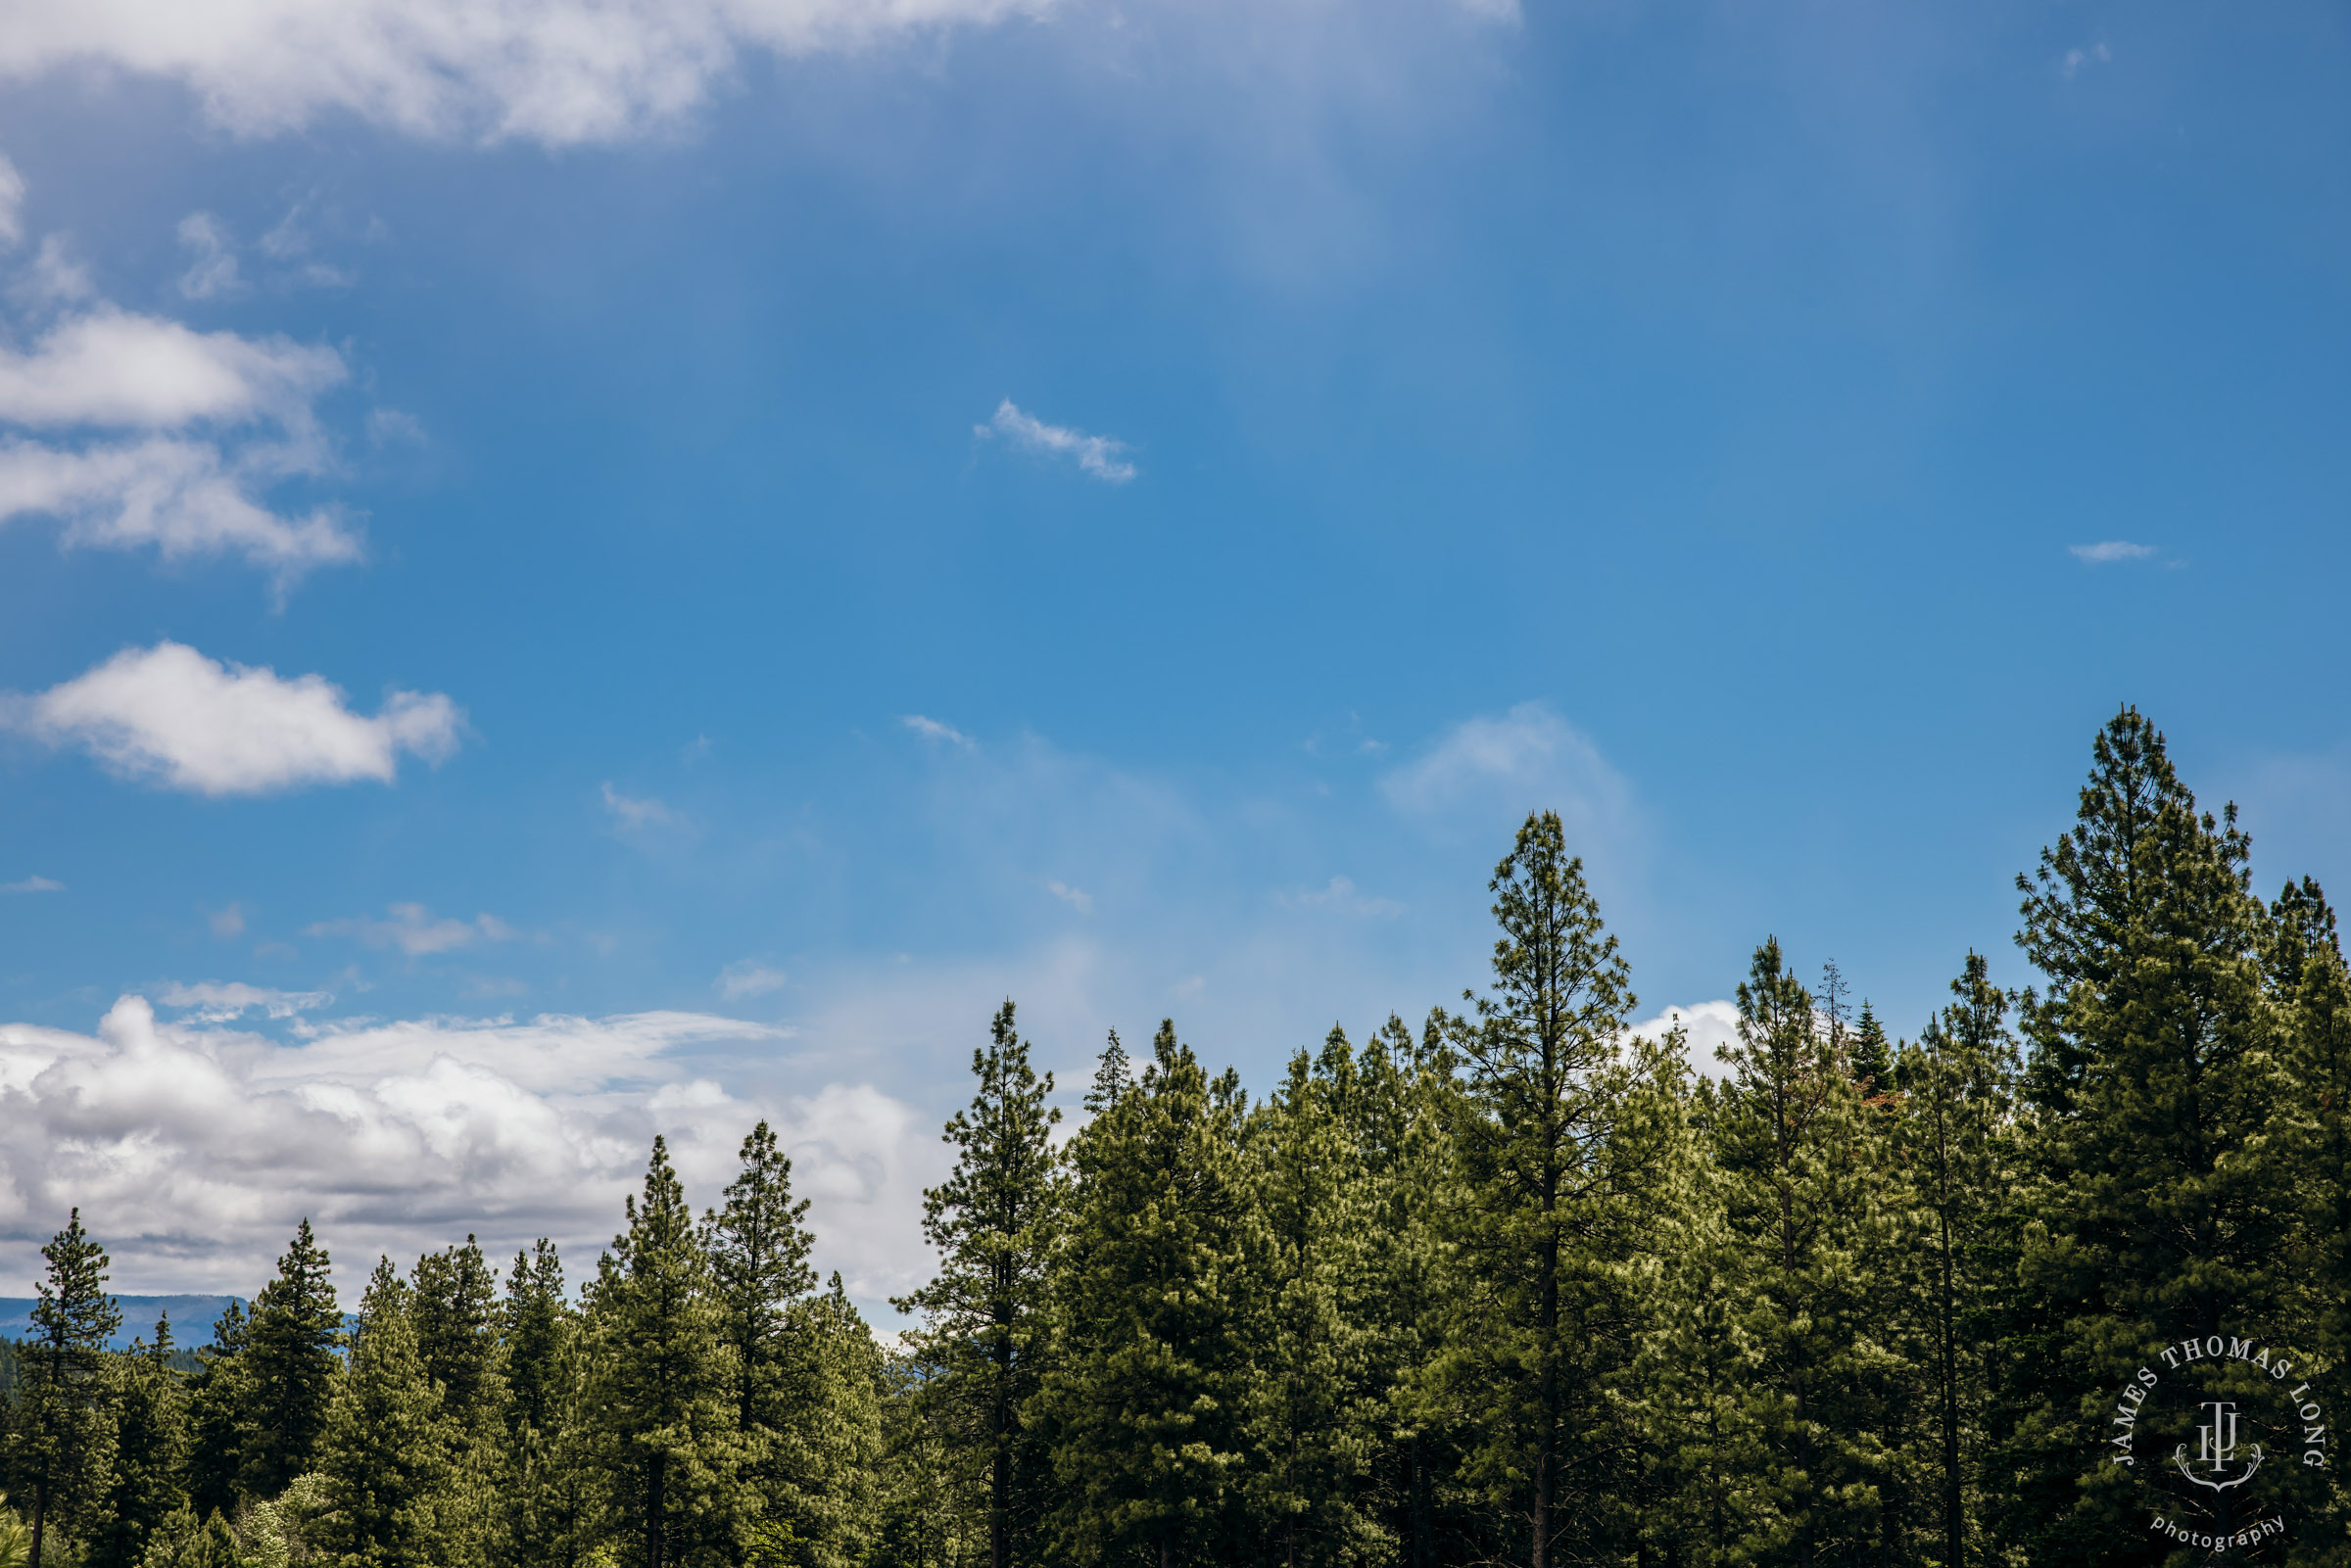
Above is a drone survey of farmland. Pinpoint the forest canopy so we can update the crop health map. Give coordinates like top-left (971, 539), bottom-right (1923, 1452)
top-left (6, 705), bottom-right (2347, 1568)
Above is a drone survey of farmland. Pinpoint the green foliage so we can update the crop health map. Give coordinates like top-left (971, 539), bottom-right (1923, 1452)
top-left (238, 1221), bottom-right (341, 1503)
top-left (42, 711), bottom-right (2351, 1568)
top-left (892, 1001), bottom-right (1061, 1568)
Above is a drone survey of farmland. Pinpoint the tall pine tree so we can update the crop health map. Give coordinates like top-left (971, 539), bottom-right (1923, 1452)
top-left (8, 1209), bottom-right (123, 1564)
top-left (238, 1218), bottom-right (341, 1502)
top-left (893, 1001), bottom-right (1062, 1568)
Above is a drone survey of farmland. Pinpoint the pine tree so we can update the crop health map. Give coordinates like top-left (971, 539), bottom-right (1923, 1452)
top-left (90, 1314), bottom-right (189, 1568)
top-left (315, 1257), bottom-right (453, 1565)
top-left (8, 1208), bottom-right (123, 1565)
top-left (414, 1237), bottom-right (501, 1433)
top-left (491, 1241), bottom-right (600, 1568)
top-left (2006, 707), bottom-right (2294, 1557)
top-left (1438, 810), bottom-right (1658, 1568)
top-left (1897, 952), bottom-right (2020, 1568)
top-left (774, 1275), bottom-right (886, 1567)
top-left (1241, 1032), bottom-right (1380, 1568)
top-left (182, 1305), bottom-right (248, 1523)
top-left (703, 1120), bottom-right (817, 1561)
top-left (1848, 1000), bottom-right (1893, 1093)
top-left (587, 1135), bottom-right (732, 1568)
top-left (1711, 938), bottom-right (1904, 1565)
top-left (1037, 1020), bottom-right (1255, 1568)
top-left (893, 1001), bottom-right (1061, 1568)
top-left (238, 1218), bottom-right (341, 1502)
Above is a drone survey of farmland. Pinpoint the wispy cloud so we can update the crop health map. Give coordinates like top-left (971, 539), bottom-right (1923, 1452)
top-left (159, 980), bottom-right (331, 1021)
top-left (976, 400), bottom-right (1137, 484)
top-left (206, 903), bottom-right (246, 938)
top-left (2070, 540), bottom-right (2157, 564)
top-left (2062, 41), bottom-right (2111, 80)
top-left (4, 642), bottom-right (462, 796)
top-left (2, 875), bottom-right (63, 893)
top-left (902, 714), bottom-right (975, 748)
top-left (600, 782), bottom-right (676, 829)
top-left (306, 903), bottom-right (516, 957)
top-left (175, 214), bottom-right (243, 300)
top-left (1046, 879), bottom-right (1095, 915)
top-left (0, 157), bottom-right (23, 250)
top-left (1283, 875), bottom-right (1403, 917)
top-left (716, 960), bottom-right (789, 1000)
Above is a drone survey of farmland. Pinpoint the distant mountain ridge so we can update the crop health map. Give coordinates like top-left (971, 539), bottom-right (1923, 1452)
top-left (0, 1295), bottom-right (243, 1350)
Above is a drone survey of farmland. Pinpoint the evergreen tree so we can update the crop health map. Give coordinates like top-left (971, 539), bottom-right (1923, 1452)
top-left (1438, 810), bottom-right (1656, 1568)
top-left (492, 1240), bottom-right (600, 1568)
top-left (8, 1208), bottom-right (123, 1564)
top-left (315, 1257), bottom-right (452, 1566)
top-left (2006, 707), bottom-right (2295, 1558)
top-left (182, 1305), bottom-right (248, 1523)
top-left (413, 1236), bottom-right (501, 1432)
top-left (704, 1120), bottom-right (817, 1561)
top-left (1037, 1020), bottom-right (1255, 1568)
top-left (1711, 938), bottom-right (1905, 1565)
top-left (1242, 1033), bottom-right (1380, 1568)
top-left (239, 1218), bottom-right (341, 1501)
top-left (893, 1000), bottom-right (1062, 1568)
top-left (587, 1135), bottom-right (732, 1568)
top-left (91, 1314), bottom-right (189, 1568)
top-left (1848, 1000), bottom-right (1893, 1093)
top-left (774, 1275), bottom-right (886, 1568)
top-left (1897, 952), bottom-right (2019, 1568)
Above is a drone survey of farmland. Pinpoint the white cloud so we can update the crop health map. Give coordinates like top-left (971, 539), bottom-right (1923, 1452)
top-left (976, 400), bottom-right (1137, 484)
top-left (716, 960), bottom-right (788, 1000)
top-left (1285, 875), bottom-right (1403, 917)
top-left (0, 996), bottom-right (933, 1301)
top-left (2070, 540), bottom-right (2156, 564)
top-left (1046, 879), bottom-right (1094, 915)
top-left (901, 714), bottom-right (975, 748)
top-left (0, 157), bottom-right (23, 250)
top-left (0, 165), bottom-right (362, 586)
top-left (175, 213), bottom-right (243, 300)
top-left (0, 438), bottom-right (362, 579)
top-left (1, 875), bottom-right (62, 893)
top-left (2062, 41), bottom-right (2111, 80)
top-left (1626, 1000), bottom-right (1740, 1079)
top-left (207, 903), bottom-right (246, 938)
top-left (0, 305), bottom-right (342, 432)
top-left (1381, 701), bottom-right (1634, 839)
top-left (0, 0), bottom-right (1062, 147)
top-left (307, 904), bottom-right (514, 957)
top-left (6, 643), bottom-right (461, 796)
top-left (159, 981), bottom-right (332, 1021)
top-left (600, 782), bottom-right (676, 829)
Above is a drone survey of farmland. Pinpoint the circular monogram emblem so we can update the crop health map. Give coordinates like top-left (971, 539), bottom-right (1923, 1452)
top-left (2100, 1333), bottom-right (2332, 1556)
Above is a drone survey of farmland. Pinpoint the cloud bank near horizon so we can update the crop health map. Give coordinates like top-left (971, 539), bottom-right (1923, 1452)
top-left (0, 995), bottom-right (940, 1305)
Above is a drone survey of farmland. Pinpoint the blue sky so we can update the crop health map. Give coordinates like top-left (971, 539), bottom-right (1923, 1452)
top-left (0, 0), bottom-right (2346, 1310)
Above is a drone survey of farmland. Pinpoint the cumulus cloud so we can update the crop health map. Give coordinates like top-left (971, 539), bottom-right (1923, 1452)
top-left (976, 400), bottom-right (1136, 484)
top-left (0, 996), bottom-right (936, 1300)
top-left (1, 875), bottom-right (62, 893)
top-left (902, 714), bottom-right (974, 748)
top-left (1626, 1000), bottom-right (1740, 1079)
top-left (307, 904), bottom-right (515, 957)
top-left (0, 166), bottom-right (361, 585)
top-left (0, 0), bottom-right (1063, 146)
top-left (716, 960), bottom-right (788, 1000)
top-left (159, 981), bottom-right (331, 1021)
top-left (2070, 540), bottom-right (2156, 564)
top-left (6, 643), bottom-right (461, 796)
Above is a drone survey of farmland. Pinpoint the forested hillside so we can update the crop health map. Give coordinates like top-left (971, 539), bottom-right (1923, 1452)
top-left (6, 706), bottom-right (2347, 1567)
